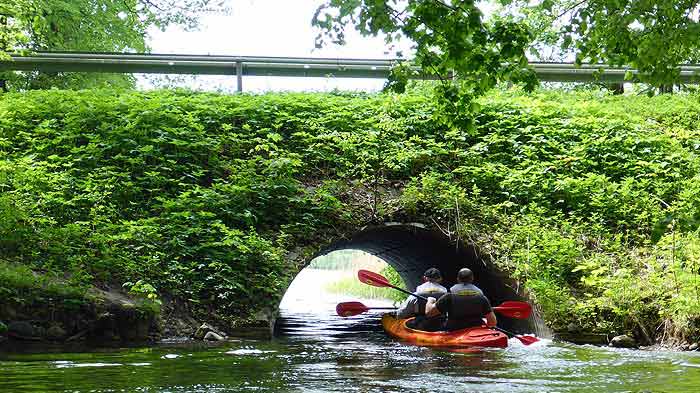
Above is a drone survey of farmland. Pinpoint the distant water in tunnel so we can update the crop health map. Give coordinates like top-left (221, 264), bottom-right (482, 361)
top-left (277, 268), bottom-right (395, 338)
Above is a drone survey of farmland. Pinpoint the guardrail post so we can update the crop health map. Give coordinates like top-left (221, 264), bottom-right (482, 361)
top-left (236, 61), bottom-right (243, 92)
top-left (608, 83), bottom-right (624, 94)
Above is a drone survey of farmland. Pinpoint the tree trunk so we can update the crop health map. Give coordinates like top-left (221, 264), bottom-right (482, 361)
top-left (0, 16), bottom-right (6, 92)
top-left (607, 83), bottom-right (624, 95)
top-left (659, 84), bottom-right (674, 94)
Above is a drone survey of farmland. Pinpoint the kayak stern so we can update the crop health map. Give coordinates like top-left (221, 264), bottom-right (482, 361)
top-left (381, 314), bottom-right (508, 349)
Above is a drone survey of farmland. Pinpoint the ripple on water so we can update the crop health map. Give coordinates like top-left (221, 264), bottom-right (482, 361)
top-left (224, 349), bottom-right (276, 355)
top-left (52, 361), bottom-right (123, 368)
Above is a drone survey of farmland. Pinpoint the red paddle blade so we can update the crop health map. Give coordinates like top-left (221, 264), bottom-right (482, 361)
top-left (358, 269), bottom-right (391, 287)
top-left (336, 301), bottom-right (369, 317)
top-left (493, 301), bottom-right (532, 319)
top-left (499, 300), bottom-right (530, 308)
top-left (515, 335), bottom-right (540, 345)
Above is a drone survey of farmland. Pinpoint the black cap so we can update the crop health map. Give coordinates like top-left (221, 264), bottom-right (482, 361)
top-left (423, 268), bottom-right (442, 280)
top-left (457, 268), bottom-right (474, 283)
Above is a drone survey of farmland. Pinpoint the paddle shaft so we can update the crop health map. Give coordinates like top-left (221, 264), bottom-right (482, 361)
top-left (372, 279), bottom-right (530, 314)
top-left (492, 326), bottom-right (539, 345)
top-left (493, 326), bottom-right (516, 337)
top-left (359, 270), bottom-right (531, 321)
top-left (358, 270), bottom-right (430, 301)
top-left (391, 285), bottom-right (429, 301)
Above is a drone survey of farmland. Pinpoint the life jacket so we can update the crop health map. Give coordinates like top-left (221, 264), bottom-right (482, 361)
top-left (448, 283), bottom-right (483, 296)
top-left (440, 283), bottom-right (490, 330)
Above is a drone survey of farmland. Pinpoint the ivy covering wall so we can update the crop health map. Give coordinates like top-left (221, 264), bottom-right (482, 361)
top-left (1, 88), bottom-right (699, 341)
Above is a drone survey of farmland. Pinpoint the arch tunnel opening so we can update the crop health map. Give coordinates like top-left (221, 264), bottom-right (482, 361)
top-left (277, 224), bottom-right (535, 335)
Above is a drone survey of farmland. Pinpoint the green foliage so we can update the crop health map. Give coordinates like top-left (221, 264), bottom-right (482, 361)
top-left (324, 264), bottom-right (405, 303)
top-left (123, 279), bottom-right (161, 307)
top-left (0, 260), bottom-right (88, 310)
top-left (313, 0), bottom-right (537, 131)
top-left (314, 0), bottom-right (700, 109)
top-left (517, 0), bottom-right (700, 87)
top-left (2, 88), bottom-right (700, 339)
top-left (124, 284), bottom-right (162, 316)
top-left (325, 278), bottom-right (394, 300)
top-left (309, 250), bottom-right (379, 270)
top-left (379, 265), bottom-right (406, 304)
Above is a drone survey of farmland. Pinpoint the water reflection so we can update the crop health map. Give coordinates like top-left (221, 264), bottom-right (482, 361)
top-left (2, 323), bottom-right (700, 393)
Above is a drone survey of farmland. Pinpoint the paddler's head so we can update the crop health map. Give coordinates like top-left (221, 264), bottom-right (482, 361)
top-left (422, 267), bottom-right (442, 283)
top-left (457, 268), bottom-right (474, 284)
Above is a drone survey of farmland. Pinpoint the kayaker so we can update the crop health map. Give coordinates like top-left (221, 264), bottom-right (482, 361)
top-left (449, 268), bottom-right (484, 297)
top-left (425, 268), bottom-right (497, 330)
top-left (395, 267), bottom-right (447, 331)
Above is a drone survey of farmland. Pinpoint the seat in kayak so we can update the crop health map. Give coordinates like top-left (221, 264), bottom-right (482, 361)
top-left (381, 314), bottom-right (508, 348)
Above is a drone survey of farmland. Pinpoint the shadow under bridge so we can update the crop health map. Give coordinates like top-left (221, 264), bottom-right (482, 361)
top-left (318, 224), bottom-right (534, 333)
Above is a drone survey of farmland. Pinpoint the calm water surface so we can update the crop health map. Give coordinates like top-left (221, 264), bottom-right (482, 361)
top-left (1, 269), bottom-right (699, 392)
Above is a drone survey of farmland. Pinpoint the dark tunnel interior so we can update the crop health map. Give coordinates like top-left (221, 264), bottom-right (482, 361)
top-left (317, 224), bottom-right (534, 333)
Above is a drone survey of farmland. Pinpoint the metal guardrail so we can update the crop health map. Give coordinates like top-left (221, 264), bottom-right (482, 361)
top-left (2, 51), bottom-right (700, 91)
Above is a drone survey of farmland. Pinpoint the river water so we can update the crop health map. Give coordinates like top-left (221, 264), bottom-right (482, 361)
top-left (1, 269), bottom-right (699, 392)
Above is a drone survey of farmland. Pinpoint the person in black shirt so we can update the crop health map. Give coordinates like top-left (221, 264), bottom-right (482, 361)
top-left (425, 268), bottom-right (497, 330)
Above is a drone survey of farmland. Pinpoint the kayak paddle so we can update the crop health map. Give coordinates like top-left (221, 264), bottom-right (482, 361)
top-left (493, 326), bottom-right (540, 345)
top-left (336, 301), bottom-right (396, 317)
top-left (358, 270), bottom-right (533, 320)
top-left (357, 269), bottom-right (540, 344)
top-left (337, 299), bottom-right (532, 319)
top-left (357, 269), bottom-right (429, 301)
top-left (492, 301), bottom-right (532, 319)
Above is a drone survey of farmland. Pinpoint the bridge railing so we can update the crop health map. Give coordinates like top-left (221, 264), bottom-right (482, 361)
top-left (2, 51), bottom-right (700, 91)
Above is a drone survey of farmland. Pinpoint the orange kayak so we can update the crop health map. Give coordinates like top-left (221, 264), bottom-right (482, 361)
top-left (381, 314), bottom-right (508, 348)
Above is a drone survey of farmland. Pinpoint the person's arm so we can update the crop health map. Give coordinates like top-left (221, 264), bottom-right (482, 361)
top-left (396, 297), bottom-right (417, 319)
top-left (425, 297), bottom-right (439, 317)
top-left (482, 296), bottom-right (496, 327)
top-left (484, 311), bottom-right (497, 327)
top-left (427, 293), bottom-right (449, 317)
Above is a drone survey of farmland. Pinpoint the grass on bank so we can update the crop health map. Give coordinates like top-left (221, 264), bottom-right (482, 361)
top-left (0, 260), bottom-right (88, 310)
top-left (325, 279), bottom-right (395, 300)
top-left (324, 265), bottom-right (407, 304)
top-left (0, 260), bottom-right (161, 325)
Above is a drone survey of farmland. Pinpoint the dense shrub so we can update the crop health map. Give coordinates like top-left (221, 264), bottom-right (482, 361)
top-left (1, 88), bottom-right (699, 340)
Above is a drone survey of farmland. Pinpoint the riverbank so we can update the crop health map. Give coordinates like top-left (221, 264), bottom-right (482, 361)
top-left (0, 266), bottom-right (396, 346)
top-left (0, 261), bottom-right (158, 342)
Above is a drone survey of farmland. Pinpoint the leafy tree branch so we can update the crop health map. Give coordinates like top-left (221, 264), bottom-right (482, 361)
top-left (0, 0), bottom-right (228, 89)
top-left (313, 0), bottom-right (537, 132)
